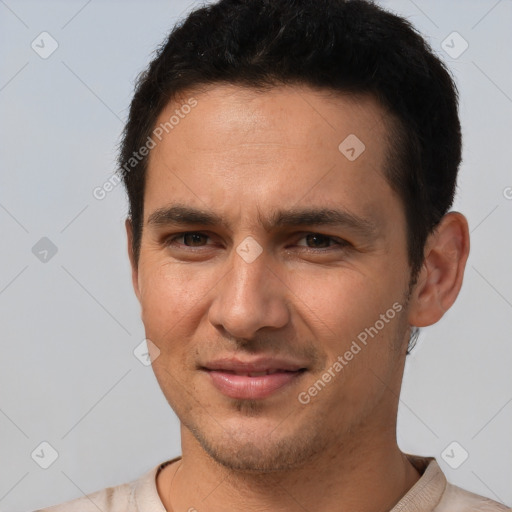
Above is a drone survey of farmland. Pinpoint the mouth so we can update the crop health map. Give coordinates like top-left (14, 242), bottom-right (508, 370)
top-left (200, 358), bottom-right (308, 400)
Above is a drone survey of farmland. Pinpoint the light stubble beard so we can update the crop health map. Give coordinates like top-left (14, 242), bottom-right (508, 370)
top-left (184, 405), bottom-right (334, 473)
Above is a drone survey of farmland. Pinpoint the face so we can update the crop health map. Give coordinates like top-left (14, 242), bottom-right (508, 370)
top-left (128, 84), bottom-right (415, 471)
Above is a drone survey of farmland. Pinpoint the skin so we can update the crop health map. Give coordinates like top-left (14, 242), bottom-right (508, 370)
top-left (126, 84), bottom-right (470, 511)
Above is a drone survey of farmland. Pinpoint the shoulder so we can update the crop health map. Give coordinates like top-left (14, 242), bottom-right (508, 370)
top-left (32, 458), bottom-right (176, 512)
top-left (400, 454), bottom-right (510, 512)
top-left (434, 481), bottom-right (511, 512)
top-left (33, 480), bottom-right (136, 512)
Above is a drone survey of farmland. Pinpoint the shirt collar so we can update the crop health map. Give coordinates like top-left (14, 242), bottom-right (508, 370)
top-left (134, 453), bottom-right (445, 512)
top-left (390, 454), bottom-right (447, 511)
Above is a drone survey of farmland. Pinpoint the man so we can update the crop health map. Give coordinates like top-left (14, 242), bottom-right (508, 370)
top-left (37, 0), bottom-right (509, 510)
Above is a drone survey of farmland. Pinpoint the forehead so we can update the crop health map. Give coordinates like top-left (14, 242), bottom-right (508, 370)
top-left (154, 84), bottom-right (390, 150)
top-left (144, 84), bottom-right (398, 228)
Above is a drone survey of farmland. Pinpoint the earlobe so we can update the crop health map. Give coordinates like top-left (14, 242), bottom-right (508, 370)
top-left (407, 212), bottom-right (470, 327)
top-left (125, 218), bottom-right (141, 303)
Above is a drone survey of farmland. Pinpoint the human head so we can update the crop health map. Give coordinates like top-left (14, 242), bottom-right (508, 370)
top-left (120, 0), bottom-right (469, 473)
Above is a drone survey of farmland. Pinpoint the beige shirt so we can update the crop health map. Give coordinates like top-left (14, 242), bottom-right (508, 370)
top-left (36, 454), bottom-right (510, 511)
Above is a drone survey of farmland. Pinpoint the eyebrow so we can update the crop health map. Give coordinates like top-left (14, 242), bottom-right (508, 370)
top-left (147, 204), bottom-right (378, 238)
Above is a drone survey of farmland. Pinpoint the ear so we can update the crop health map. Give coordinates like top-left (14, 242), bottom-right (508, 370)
top-left (125, 218), bottom-right (141, 303)
top-left (407, 212), bottom-right (470, 327)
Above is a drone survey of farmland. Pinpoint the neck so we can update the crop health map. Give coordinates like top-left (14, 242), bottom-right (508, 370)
top-left (158, 425), bottom-right (421, 512)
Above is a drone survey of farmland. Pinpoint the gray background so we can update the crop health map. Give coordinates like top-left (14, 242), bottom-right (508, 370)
top-left (0, 0), bottom-right (511, 510)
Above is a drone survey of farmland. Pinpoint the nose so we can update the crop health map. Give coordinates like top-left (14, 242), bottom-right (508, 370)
top-left (208, 240), bottom-right (290, 340)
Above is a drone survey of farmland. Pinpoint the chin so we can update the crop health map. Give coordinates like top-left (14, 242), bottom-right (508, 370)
top-left (189, 417), bottom-right (329, 473)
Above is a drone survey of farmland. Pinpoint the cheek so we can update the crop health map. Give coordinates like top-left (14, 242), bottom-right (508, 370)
top-left (138, 260), bottom-right (213, 345)
top-left (290, 267), bottom-right (402, 344)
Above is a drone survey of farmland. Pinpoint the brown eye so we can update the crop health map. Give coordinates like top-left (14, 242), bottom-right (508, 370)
top-left (166, 232), bottom-right (211, 247)
top-left (296, 233), bottom-right (347, 250)
top-left (181, 233), bottom-right (208, 246)
top-left (303, 234), bottom-right (332, 248)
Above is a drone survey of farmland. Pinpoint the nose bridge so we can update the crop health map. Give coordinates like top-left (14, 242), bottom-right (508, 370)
top-left (231, 244), bottom-right (268, 299)
top-left (209, 238), bottom-right (289, 337)
top-left (226, 241), bottom-right (274, 313)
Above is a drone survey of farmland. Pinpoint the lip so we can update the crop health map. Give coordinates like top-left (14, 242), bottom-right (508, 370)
top-left (201, 357), bottom-right (308, 400)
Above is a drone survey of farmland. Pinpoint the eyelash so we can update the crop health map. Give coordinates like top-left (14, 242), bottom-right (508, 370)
top-left (163, 232), bottom-right (350, 252)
